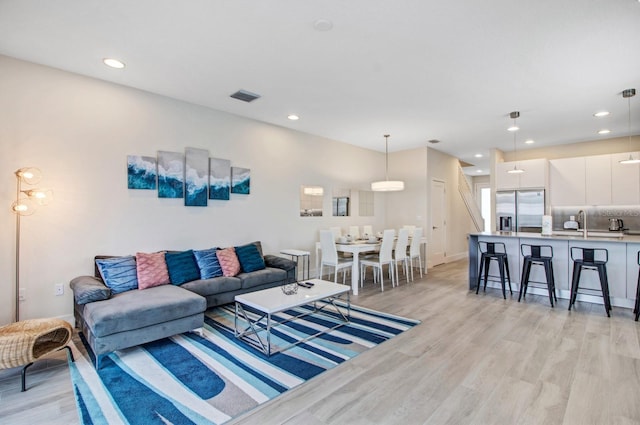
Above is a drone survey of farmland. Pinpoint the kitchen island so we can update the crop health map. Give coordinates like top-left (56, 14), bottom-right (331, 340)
top-left (469, 231), bottom-right (640, 309)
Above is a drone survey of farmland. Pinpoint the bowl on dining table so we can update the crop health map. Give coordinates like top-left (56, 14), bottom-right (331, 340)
top-left (368, 236), bottom-right (378, 243)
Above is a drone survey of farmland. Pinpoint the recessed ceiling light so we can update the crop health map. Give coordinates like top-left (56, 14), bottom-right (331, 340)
top-left (313, 19), bottom-right (333, 31)
top-left (103, 58), bottom-right (125, 69)
top-left (598, 129), bottom-right (611, 134)
top-left (474, 153), bottom-right (483, 158)
top-left (476, 169), bottom-right (483, 173)
top-left (287, 114), bottom-right (299, 121)
top-left (525, 139), bottom-right (535, 144)
top-left (593, 111), bottom-right (610, 117)
top-left (507, 125), bottom-right (519, 132)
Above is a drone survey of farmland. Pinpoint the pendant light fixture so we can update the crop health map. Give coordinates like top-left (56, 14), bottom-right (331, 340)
top-left (371, 134), bottom-right (405, 191)
top-left (619, 88), bottom-right (639, 164)
top-left (506, 111), bottom-right (525, 174)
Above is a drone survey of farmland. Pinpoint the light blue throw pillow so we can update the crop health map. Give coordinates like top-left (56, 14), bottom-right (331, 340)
top-left (95, 256), bottom-right (138, 294)
top-left (193, 248), bottom-right (223, 279)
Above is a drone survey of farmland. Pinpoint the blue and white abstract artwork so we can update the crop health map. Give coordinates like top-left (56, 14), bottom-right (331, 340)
top-left (209, 157), bottom-right (231, 200)
top-left (231, 167), bottom-right (250, 195)
top-left (157, 151), bottom-right (184, 198)
top-left (185, 147), bottom-right (209, 207)
top-left (127, 155), bottom-right (157, 190)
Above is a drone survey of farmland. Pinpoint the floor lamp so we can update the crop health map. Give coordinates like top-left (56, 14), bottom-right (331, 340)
top-left (11, 167), bottom-right (52, 322)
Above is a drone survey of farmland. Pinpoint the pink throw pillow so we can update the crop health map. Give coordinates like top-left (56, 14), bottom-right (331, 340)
top-left (136, 251), bottom-right (170, 290)
top-left (216, 247), bottom-right (241, 277)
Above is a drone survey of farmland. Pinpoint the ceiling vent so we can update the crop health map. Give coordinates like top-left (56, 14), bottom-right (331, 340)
top-left (230, 90), bottom-right (261, 103)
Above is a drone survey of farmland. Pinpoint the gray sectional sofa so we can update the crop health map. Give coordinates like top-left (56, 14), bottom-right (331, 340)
top-left (69, 241), bottom-right (295, 368)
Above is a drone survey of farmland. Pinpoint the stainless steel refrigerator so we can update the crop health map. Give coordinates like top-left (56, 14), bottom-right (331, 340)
top-left (495, 189), bottom-right (545, 232)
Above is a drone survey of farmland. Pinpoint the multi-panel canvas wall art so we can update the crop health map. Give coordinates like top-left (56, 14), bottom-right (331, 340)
top-left (127, 147), bottom-right (249, 206)
top-left (231, 167), bottom-right (251, 194)
top-left (157, 151), bottom-right (184, 198)
top-left (185, 147), bottom-right (209, 206)
top-left (127, 155), bottom-right (157, 190)
top-left (209, 158), bottom-right (231, 200)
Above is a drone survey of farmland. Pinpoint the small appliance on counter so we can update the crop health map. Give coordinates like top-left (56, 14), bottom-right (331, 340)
top-left (609, 218), bottom-right (624, 231)
top-left (564, 215), bottom-right (579, 230)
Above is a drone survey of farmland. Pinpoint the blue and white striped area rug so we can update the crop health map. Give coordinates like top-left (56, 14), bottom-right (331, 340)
top-left (69, 302), bottom-right (419, 425)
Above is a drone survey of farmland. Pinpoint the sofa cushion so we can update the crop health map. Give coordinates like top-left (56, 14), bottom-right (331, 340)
top-left (216, 247), bottom-right (241, 277)
top-left (70, 276), bottom-right (111, 304)
top-left (235, 243), bottom-right (266, 273)
top-left (165, 250), bottom-right (200, 285)
top-left (83, 284), bottom-right (206, 338)
top-left (136, 251), bottom-right (170, 289)
top-left (193, 248), bottom-right (223, 279)
top-left (180, 276), bottom-right (242, 297)
top-left (239, 267), bottom-right (287, 289)
top-left (95, 256), bottom-right (138, 294)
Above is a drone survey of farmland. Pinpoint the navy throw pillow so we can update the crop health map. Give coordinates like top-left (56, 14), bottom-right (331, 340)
top-left (165, 250), bottom-right (200, 285)
top-left (235, 243), bottom-right (266, 273)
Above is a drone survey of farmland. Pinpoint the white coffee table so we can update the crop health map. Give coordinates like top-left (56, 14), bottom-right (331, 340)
top-left (234, 279), bottom-right (350, 356)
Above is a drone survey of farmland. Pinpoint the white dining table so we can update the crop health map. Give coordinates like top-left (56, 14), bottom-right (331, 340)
top-left (314, 241), bottom-right (379, 295)
top-left (314, 237), bottom-right (428, 295)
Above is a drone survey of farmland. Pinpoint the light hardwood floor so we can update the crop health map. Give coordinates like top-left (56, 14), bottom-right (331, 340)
top-left (2, 259), bottom-right (640, 424)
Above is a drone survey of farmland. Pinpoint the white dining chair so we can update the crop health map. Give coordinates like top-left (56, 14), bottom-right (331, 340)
top-left (330, 226), bottom-right (342, 242)
top-left (408, 227), bottom-right (424, 281)
top-left (348, 226), bottom-right (360, 240)
top-left (319, 229), bottom-right (353, 284)
top-left (360, 229), bottom-right (396, 291)
top-left (362, 225), bottom-right (373, 238)
top-left (394, 228), bottom-right (410, 283)
top-left (403, 224), bottom-right (416, 234)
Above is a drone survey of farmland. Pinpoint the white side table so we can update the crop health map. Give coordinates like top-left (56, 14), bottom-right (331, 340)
top-left (280, 249), bottom-right (311, 281)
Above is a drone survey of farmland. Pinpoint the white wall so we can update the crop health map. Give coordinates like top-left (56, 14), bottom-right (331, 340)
top-left (427, 148), bottom-right (476, 264)
top-left (0, 56), bottom-right (390, 323)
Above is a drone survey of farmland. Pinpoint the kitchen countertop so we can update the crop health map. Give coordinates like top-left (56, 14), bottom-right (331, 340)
top-left (470, 231), bottom-right (640, 243)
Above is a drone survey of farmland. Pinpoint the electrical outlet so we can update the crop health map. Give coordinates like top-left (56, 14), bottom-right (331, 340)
top-left (54, 283), bottom-right (64, 296)
top-left (19, 288), bottom-right (26, 301)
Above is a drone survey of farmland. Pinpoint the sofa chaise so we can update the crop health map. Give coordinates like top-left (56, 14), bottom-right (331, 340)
top-left (69, 241), bottom-right (295, 368)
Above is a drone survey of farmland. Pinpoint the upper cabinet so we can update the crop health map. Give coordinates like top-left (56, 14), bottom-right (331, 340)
top-left (611, 152), bottom-right (640, 205)
top-left (585, 155), bottom-right (611, 205)
top-left (549, 152), bottom-right (640, 207)
top-left (549, 157), bottom-right (586, 206)
top-left (495, 158), bottom-right (548, 191)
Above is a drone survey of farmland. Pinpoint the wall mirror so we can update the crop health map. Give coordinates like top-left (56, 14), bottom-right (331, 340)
top-left (300, 185), bottom-right (323, 217)
top-left (359, 190), bottom-right (374, 216)
top-left (332, 188), bottom-right (351, 216)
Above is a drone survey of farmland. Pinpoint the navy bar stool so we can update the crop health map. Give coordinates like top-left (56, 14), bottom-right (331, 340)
top-left (634, 251), bottom-right (640, 322)
top-left (568, 247), bottom-right (611, 317)
top-left (476, 241), bottom-right (512, 299)
top-left (519, 244), bottom-right (557, 307)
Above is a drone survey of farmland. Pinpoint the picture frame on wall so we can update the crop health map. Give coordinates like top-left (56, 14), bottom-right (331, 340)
top-left (231, 167), bottom-right (250, 195)
top-left (184, 147), bottom-right (209, 206)
top-left (157, 151), bottom-right (184, 198)
top-left (127, 155), bottom-right (157, 190)
top-left (209, 157), bottom-right (231, 200)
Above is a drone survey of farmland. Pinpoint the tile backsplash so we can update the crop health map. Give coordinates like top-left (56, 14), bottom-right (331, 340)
top-left (551, 206), bottom-right (640, 231)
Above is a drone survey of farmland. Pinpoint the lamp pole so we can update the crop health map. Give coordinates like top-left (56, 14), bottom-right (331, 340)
top-left (15, 174), bottom-right (22, 322)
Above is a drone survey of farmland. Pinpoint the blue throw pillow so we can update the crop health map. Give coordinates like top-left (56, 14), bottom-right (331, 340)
top-left (165, 250), bottom-right (200, 285)
top-left (193, 247), bottom-right (223, 279)
top-left (235, 243), bottom-right (266, 273)
top-left (95, 256), bottom-right (138, 294)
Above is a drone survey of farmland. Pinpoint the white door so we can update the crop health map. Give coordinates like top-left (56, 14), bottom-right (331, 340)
top-left (431, 179), bottom-right (446, 266)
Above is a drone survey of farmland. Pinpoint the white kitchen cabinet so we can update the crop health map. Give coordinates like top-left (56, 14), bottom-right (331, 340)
top-left (495, 162), bottom-right (521, 190)
top-left (496, 159), bottom-right (547, 190)
top-left (585, 154), bottom-right (611, 205)
top-left (611, 152), bottom-right (640, 205)
top-left (550, 157), bottom-right (586, 206)
top-left (518, 158), bottom-right (548, 189)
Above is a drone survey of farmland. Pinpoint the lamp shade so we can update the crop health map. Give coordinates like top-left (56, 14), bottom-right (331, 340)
top-left (371, 180), bottom-right (405, 192)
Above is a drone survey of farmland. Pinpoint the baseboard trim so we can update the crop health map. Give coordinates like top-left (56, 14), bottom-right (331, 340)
top-left (427, 251), bottom-right (468, 268)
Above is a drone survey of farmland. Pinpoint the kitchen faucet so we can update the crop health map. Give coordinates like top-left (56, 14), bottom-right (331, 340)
top-left (578, 209), bottom-right (587, 239)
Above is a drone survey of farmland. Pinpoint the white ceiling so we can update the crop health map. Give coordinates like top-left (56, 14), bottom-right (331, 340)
top-left (1, 0), bottom-right (639, 175)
